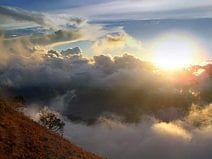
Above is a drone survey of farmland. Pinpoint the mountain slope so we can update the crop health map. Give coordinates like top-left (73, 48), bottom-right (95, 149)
top-left (0, 96), bottom-right (103, 159)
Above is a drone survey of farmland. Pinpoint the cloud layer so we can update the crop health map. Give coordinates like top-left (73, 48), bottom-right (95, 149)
top-left (65, 0), bottom-right (212, 20)
top-left (24, 103), bottom-right (212, 159)
top-left (1, 41), bottom-right (211, 123)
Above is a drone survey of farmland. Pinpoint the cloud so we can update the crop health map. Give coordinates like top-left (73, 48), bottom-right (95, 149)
top-left (0, 10), bottom-right (109, 65)
top-left (91, 32), bottom-right (143, 54)
top-left (0, 8), bottom-right (211, 122)
top-left (0, 32), bottom-right (9, 65)
top-left (0, 0), bottom-right (109, 11)
top-left (1, 3), bottom-right (211, 159)
top-left (0, 32), bottom-right (4, 50)
top-left (0, 6), bottom-right (127, 66)
top-left (65, 0), bottom-right (212, 20)
top-left (24, 103), bottom-right (212, 159)
top-left (29, 29), bottom-right (81, 47)
top-left (1, 46), bottom-right (211, 123)
top-left (0, 6), bottom-right (84, 29)
top-left (0, 6), bottom-right (46, 26)
top-left (61, 47), bottom-right (82, 55)
top-left (91, 32), bottom-right (128, 53)
top-left (1, 23), bottom-right (212, 158)
top-left (0, 24), bottom-right (110, 65)
top-left (0, 6), bottom-right (84, 64)
top-left (62, 104), bottom-right (212, 159)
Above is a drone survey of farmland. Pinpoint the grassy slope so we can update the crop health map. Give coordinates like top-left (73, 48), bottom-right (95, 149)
top-left (0, 97), bottom-right (103, 159)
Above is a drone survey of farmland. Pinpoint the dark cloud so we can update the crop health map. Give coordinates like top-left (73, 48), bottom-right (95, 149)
top-left (1, 47), bottom-right (211, 123)
top-left (61, 47), bottom-right (82, 55)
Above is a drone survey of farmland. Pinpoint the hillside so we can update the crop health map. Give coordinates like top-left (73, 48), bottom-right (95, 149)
top-left (0, 96), bottom-right (103, 159)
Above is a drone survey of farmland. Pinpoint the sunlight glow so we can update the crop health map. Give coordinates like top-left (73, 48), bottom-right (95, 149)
top-left (151, 32), bottom-right (202, 69)
top-left (153, 122), bottom-right (192, 140)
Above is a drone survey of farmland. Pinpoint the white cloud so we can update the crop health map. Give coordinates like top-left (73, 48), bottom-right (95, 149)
top-left (23, 103), bottom-right (212, 159)
top-left (0, 6), bottom-right (84, 30)
top-left (65, 0), bottom-right (212, 20)
top-left (91, 31), bottom-right (143, 55)
top-left (62, 104), bottom-right (212, 159)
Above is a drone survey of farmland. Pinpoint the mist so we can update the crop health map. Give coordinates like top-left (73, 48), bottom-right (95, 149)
top-left (24, 103), bottom-right (212, 159)
top-left (64, 103), bottom-right (212, 159)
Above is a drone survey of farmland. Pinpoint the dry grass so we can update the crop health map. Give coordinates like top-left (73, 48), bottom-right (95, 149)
top-left (0, 96), bottom-right (103, 159)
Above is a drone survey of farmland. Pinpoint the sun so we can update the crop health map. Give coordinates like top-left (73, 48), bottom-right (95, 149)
top-left (150, 33), bottom-right (200, 69)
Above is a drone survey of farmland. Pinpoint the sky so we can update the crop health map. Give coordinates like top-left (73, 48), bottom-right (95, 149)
top-left (1, 1), bottom-right (212, 159)
top-left (0, 0), bottom-right (212, 62)
top-left (0, 0), bottom-right (107, 10)
top-left (1, 0), bottom-right (212, 18)
top-left (0, 0), bottom-right (212, 19)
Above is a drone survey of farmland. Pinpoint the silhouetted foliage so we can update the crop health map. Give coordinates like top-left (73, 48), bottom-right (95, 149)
top-left (12, 95), bottom-right (25, 104)
top-left (38, 107), bottom-right (65, 135)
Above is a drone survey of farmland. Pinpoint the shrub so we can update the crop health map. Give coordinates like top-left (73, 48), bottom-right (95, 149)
top-left (38, 107), bottom-right (65, 135)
